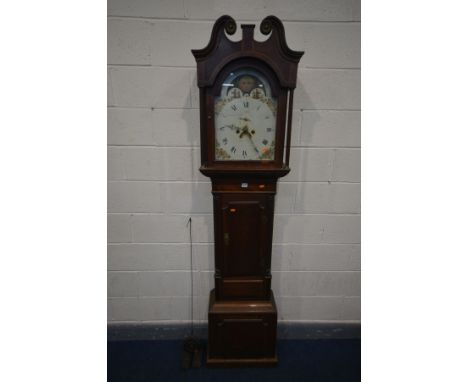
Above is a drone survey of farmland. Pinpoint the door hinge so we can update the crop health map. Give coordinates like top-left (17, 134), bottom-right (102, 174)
top-left (224, 233), bottom-right (230, 246)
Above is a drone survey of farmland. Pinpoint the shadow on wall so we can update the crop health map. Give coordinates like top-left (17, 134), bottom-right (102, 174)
top-left (272, 78), bottom-right (316, 314)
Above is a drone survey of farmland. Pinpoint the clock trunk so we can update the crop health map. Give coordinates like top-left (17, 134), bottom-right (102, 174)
top-left (213, 180), bottom-right (275, 301)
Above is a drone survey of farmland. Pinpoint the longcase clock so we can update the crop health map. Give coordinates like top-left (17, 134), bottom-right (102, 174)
top-left (191, 15), bottom-right (303, 367)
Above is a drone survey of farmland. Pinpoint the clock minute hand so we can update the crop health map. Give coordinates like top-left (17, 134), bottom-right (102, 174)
top-left (223, 124), bottom-right (236, 131)
top-left (247, 134), bottom-right (260, 154)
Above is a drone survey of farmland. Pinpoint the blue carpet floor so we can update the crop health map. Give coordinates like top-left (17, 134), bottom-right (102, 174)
top-left (108, 339), bottom-right (360, 381)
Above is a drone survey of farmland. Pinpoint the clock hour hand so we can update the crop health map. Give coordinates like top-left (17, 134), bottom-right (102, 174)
top-left (238, 125), bottom-right (250, 139)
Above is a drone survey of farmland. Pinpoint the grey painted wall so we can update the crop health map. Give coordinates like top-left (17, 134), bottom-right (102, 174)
top-left (108, 0), bottom-right (361, 324)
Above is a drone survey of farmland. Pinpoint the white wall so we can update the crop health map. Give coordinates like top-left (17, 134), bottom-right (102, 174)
top-left (108, 0), bottom-right (361, 324)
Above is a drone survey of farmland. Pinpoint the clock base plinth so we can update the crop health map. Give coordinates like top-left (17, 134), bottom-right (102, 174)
top-left (206, 289), bottom-right (278, 367)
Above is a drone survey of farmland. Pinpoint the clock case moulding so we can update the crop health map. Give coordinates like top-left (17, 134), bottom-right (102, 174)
top-left (192, 15), bottom-right (303, 367)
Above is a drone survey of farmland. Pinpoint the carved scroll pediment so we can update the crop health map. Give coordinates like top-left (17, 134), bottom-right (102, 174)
top-left (192, 15), bottom-right (304, 88)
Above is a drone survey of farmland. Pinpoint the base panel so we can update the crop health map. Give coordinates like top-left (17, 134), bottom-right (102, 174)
top-left (207, 289), bottom-right (278, 367)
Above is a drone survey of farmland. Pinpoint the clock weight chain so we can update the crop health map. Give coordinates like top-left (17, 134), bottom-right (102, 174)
top-left (181, 217), bottom-right (202, 369)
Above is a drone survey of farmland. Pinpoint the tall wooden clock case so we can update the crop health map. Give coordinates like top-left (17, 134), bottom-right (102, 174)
top-left (192, 15), bottom-right (303, 367)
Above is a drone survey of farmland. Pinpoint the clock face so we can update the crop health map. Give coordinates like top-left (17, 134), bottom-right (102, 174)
top-left (214, 69), bottom-right (277, 161)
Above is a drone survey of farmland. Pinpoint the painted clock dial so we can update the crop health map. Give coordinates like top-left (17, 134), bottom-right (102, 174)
top-left (214, 68), bottom-right (277, 161)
